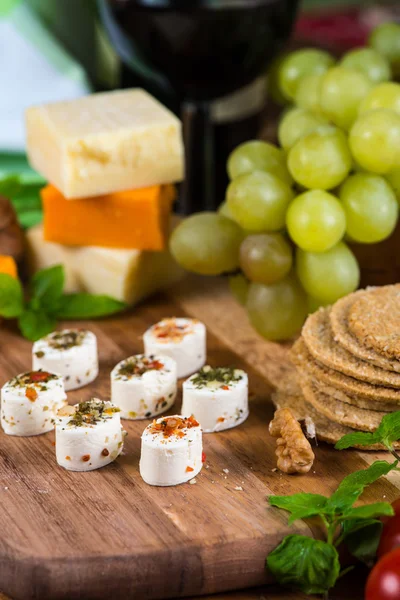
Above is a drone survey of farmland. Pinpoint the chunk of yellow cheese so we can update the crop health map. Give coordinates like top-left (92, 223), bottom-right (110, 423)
top-left (25, 224), bottom-right (185, 305)
top-left (25, 89), bottom-right (184, 199)
top-left (41, 184), bottom-right (175, 250)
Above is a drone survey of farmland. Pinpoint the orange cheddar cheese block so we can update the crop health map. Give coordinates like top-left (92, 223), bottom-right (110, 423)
top-left (42, 184), bottom-right (175, 250)
top-left (0, 255), bottom-right (18, 279)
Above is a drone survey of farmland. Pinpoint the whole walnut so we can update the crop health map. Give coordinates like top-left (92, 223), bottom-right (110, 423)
top-left (0, 195), bottom-right (24, 262)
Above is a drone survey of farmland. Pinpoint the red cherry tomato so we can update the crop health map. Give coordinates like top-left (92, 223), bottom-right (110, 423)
top-left (378, 515), bottom-right (400, 558)
top-left (366, 548), bottom-right (400, 600)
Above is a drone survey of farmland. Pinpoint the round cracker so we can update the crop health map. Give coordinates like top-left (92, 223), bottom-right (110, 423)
top-left (302, 307), bottom-right (400, 388)
top-left (348, 285), bottom-right (400, 360)
top-left (291, 338), bottom-right (400, 409)
top-left (272, 378), bottom-right (391, 450)
top-left (330, 291), bottom-right (400, 373)
top-left (299, 377), bottom-right (387, 432)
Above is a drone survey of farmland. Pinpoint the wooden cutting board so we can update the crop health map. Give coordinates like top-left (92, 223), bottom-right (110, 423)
top-left (0, 276), bottom-right (399, 600)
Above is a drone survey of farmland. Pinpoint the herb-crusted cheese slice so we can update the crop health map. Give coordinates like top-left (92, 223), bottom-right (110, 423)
top-left (140, 415), bottom-right (203, 486)
top-left (182, 366), bottom-right (249, 433)
top-left (1, 370), bottom-right (67, 436)
top-left (111, 354), bottom-right (177, 420)
top-left (32, 329), bottom-right (98, 391)
top-left (143, 318), bottom-right (206, 379)
top-left (55, 399), bottom-right (125, 472)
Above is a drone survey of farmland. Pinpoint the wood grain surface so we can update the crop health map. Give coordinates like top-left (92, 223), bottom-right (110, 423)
top-left (0, 276), bottom-right (398, 600)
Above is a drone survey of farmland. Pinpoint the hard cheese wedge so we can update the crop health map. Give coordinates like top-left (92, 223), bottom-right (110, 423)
top-left (41, 184), bottom-right (175, 250)
top-left (25, 224), bottom-right (185, 304)
top-left (25, 89), bottom-right (184, 199)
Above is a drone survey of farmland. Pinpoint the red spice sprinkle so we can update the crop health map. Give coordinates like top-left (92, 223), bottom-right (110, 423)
top-left (81, 454), bottom-right (91, 462)
top-left (25, 387), bottom-right (38, 402)
top-left (186, 466), bottom-right (194, 473)
top-left (65, 456), bottom-right (71, 460)
top-left (221, 385), bottom-right (229, 390)
top-left (152, 319), bottom-right (192, 343)
top-left (101, 448), bottom-right (110, 457)
top-left (217, 417), bottom-right (225, 423)
top-left (51, 442), bottom-right (56, 447)
top-left (149, 415), bottom-right (199, 438)
top-left (202, 452), bottom-right (206, 463)
top-left (28, 371), bottom-right (53, 383)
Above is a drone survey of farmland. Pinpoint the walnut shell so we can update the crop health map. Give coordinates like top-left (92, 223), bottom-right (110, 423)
top-left (0, 195), bottom-right (24, 262)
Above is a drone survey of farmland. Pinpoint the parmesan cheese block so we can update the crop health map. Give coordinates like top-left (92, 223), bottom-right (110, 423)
top-left (1, 371), bottom-right (67, 436)
top-left (181, 366), bottom-right (249, 433)
top-left (111, 355), bottom-right (177, 420)
top-left (25, 224), bottom-right (185, 304)
top-left (55, 399), bottom-right (124, 472)
top-left (143, 318), bottom-right (206, 379)
top-left (41, 184), bottom-right (175, 250)
top-left (32, 329), bottom-right (98, 391)
top-left (25, 89), bottom-right (184, 199)
top-left (140, 415), bottom-right (203, 486)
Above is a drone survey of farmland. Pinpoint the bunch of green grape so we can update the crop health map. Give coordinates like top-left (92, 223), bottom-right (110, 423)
top-left (170, 22), bottom-right (400, 342)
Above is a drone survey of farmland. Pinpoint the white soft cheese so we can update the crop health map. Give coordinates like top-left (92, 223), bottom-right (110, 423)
top-left (1, 371), bottom-right (67, 436)
top-left (111, 354), bottom-right (177, 420)
top-left (55, 399), bottom-right (124, 472)
top-left (32, 329), bottom-right (98, 391)
top-left (140, 415), bottom-right (203, 486)
top-left (143, 318), bottom-right (206, 379)
top-left (181, 366), bottom-right (249, 433)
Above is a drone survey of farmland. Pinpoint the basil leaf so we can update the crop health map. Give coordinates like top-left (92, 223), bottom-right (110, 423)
top-left (327, 461), bottom-right (396, 514)
top-left (18, 310), bottom-right (57, 342)
top-left (57, 294), bottom-right (127, 319)
top-left (341, 518), bottom-right (383, 565)
top-left (30, 265), bottom-right (64, 313)
top-left (0, 273), bottom-right (24, 317)
top-left (336, 412), bottom-right (400, 451)
top-left (342, 502), bottom-right (394, 521)
top-left (269, 493), bottom-right (328, 525)
top-left (266, 535), bottom-right (340, 595)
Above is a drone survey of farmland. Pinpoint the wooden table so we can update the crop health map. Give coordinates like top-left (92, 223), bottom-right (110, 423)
top-left (0, 276), bottom-right (396, 599)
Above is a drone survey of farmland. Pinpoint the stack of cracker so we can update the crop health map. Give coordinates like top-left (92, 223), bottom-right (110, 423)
top-left (274, 284), bottom-right (400, 449)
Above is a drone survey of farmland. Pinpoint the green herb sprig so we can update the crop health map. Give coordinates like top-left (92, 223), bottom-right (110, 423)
top-left (0, 265), bottom-right (127, 341)
top-left (266, 416), bottom-right (400, 598)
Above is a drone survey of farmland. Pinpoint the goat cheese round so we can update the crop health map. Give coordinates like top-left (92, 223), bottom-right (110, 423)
top-left (32, 329), bottom-right (98, 391)
top-left (143, 318), bottom-right (206, 379)
top-left (55, 399), bottom-right (124, 472)
top-left (181, 366), bottom-right (249, 433)
top-left (140, 415), bottom-right (203, 486)
top-left (1, 370), bottom-right (67, 436)
top-left (111, 354), bottom-right (177, 420)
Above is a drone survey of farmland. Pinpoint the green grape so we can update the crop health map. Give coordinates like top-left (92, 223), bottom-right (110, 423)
top-left (294, 73), bottom-right (324, 115)
top-left (239, 233), bottom-right (292, 284)
top-left (369, 22), bottom-right (400, 77)
top-left (359, 82), bottom-right (400, 115)
top-left (387, 169), bottom-right (400, 203)
top-left (349, 109), bottom-right (400, 175)
top-left (340, 47), bottom-right (391, 84)
top-left (288, 126), bottom-right (352, 190)
top-left (319, 67), bottom-right (373, 130)
top-left (169, 212), bottom-right (243, 276)
top-left (226, 171), bottom-right (294, 233)
top-left (286, 190), bottom-right (346, 252)
top-left (339, 173), bottom-right (398, 243)
top-left (278, 108), bottom-right (328, 151)
top-left (218, 200), bottom-right (235, 220)
top-left (307, 296), bottom-right (330, 313)
top-left (227, 140), bottom-right (291, 184)
top-left (296, 242), bottom-right (360, 304)
top-left (229, 274), bottom-right (249, 306)
top-left (246, 273), bottom-right (308, 341)
top-left (278, 48), bottom-right (335, 101)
